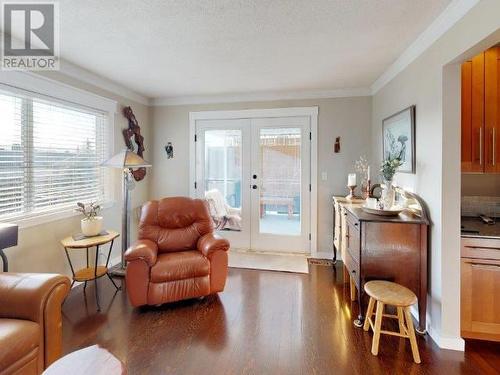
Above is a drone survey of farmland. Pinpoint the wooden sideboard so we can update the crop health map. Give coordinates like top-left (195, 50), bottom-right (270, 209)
top-left (333, 193), bottom-right (429, 332)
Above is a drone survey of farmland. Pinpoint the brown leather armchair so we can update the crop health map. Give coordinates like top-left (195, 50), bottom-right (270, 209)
top-left (0, 273), bottom-right (70, 375)
top-left (124, 197), bottom-right (230, 307)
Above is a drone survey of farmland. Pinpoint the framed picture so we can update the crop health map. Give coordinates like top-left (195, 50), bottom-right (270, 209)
top-left (382, 105), bottom-right (416, 174)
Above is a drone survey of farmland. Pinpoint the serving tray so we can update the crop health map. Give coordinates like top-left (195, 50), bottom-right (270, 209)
top-left (361, 206), bottom-right (403, 216)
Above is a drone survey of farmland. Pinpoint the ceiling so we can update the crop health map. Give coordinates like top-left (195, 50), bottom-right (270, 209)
top-left (54, 0), bottom-right (451, 99)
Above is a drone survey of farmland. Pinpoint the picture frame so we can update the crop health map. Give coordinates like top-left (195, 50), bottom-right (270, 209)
top-left (382, 105), bottom-right (416, 174)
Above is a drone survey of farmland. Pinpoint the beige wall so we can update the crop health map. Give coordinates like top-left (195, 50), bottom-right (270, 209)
top-left (371, 0), bottom-right (500, 348)
top-left (150, 97), bottom-right (372, 255)
top-left (4, 71), bottom-right (152, 278)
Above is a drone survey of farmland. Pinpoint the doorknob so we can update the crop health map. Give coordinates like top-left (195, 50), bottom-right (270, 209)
top-left (252, 174), bottom-right (257, 179)
top-left (252, 185), bottom-right (258, 189)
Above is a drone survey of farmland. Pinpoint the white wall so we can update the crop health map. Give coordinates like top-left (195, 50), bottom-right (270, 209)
top-left (3, 71), bottom-right (152, 278)
top-left (151, 97), bottom-right (372, 256)
top-left (371, 0), bottom-right (500, 349)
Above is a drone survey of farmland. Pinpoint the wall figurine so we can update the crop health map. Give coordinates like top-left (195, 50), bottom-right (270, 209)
top-left (165, 142), bottom-right (174, 159)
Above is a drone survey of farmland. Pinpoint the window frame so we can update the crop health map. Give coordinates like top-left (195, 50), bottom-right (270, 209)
top-left (0, 71), bottom-right (117, 228)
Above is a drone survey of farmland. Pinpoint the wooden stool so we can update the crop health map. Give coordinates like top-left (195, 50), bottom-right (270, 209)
top-left (363, 280), bottom-right (421, 364)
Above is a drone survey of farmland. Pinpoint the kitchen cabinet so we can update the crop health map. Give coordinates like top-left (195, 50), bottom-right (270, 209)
top-left (461, 46), bottom-right (500, 173)
top-left (461, 237), bottom-right (500, 342)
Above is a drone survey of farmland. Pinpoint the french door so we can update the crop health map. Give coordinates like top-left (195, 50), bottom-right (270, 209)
top-left (195, 116), bottom-right (311, 253)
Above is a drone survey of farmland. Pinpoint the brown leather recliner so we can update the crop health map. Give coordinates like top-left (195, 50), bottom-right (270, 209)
top-left (0, 273), bottom-right (70, 375)
top-left (124, 197), bottom-right (230, 307)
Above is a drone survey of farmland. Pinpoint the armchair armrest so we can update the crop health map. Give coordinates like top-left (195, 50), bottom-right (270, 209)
top-left (124, 239), bottom-right (158, 267)
top-left (0, 273), bottom-right (70, 323)
top-left (197, 233), bottom-right (230, 258)
top-left (0, 273), bottom-right (70, 367)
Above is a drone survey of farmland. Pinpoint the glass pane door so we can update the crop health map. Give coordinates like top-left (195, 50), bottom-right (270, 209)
top-left (195, 119), bottom-right (251, 250)
top-left (251, 117), bottom-right (310, 253)
top-left (259, 128), bottom-right (301, 235)
top-left (203, 129), bottom-right (242, 231)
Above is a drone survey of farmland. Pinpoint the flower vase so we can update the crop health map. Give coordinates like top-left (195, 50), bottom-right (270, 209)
top-left (381, 179), bottom-right (395, 209)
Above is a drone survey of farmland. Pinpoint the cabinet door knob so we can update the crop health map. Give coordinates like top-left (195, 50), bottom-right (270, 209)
top-left (252, 185), bottom-right (258, 190)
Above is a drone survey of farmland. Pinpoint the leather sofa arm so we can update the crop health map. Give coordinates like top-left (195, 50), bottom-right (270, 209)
top-left (197, 233), bottom-right (230, 258)
top-left (0, 273), bottom-right (70, 369)
top-left (0, 273), bottom-right (70, 324)
top-left (124, 239), bottom-right (158, 267)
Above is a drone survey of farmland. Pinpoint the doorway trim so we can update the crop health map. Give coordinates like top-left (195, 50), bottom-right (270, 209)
top-left (189, 106), bottom-right (319, 255)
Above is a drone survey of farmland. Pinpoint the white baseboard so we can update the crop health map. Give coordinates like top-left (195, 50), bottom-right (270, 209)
top-left (427, 325), bottom-right (465, 351)
top-left (406, 299), bottom-right (465, 351)
top-left (310, 251), bottom-right (333, 260)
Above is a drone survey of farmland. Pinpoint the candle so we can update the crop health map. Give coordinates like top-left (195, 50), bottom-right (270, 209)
top-left (348, 173), bottom-right (356, 187)
top-left (367, 166), bottom-right (371, 181)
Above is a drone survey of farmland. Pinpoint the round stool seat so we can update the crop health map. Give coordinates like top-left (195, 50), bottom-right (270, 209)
top-left (364, 280), bottom-right (417, 307)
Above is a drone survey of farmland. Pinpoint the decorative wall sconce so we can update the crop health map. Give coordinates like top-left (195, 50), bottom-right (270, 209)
top-left (165, 142), bottom-right (174, 159)
top-left (334, 137), bottom-right (341, 153)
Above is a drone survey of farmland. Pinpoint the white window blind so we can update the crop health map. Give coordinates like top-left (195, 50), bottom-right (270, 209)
top-left (0, 87), bottom-right (109, 219)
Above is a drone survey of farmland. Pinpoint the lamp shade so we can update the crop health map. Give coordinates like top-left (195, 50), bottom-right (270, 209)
top-left (101, 149), bottom-right (152, 168)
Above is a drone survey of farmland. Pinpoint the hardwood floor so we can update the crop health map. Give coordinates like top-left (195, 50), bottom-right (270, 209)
top-left (62, 263), bottom-right (500, 375)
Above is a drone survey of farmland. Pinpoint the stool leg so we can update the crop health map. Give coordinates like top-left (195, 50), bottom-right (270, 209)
top-left (363, 297), bottom-right (375, 331)
top-left (397, 307), bottom-right (405, 335)
top-left (349, 276), bottom-right (356, 301)
top-left (371, 301), bottom-right (384, 356)
top-left (404, 307), bottom-right (421, 364)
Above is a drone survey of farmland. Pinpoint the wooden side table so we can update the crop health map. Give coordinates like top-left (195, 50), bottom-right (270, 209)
top-left (61, 230), bottom-right (121, 311)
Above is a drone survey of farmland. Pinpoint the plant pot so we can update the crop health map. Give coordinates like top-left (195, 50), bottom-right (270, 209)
top-left (81, 216), bottom-right (103, 237)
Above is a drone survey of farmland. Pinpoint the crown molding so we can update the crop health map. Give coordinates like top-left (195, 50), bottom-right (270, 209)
top-left (151, 87), bottom-right (371, 106)
top-left (371, 0), bottom-right (480, 94)
top-left (58, 59), bottom-right (151, 106)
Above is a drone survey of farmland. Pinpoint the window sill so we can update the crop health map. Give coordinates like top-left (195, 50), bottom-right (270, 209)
top-left (0, 201), bottom-right (116, 230)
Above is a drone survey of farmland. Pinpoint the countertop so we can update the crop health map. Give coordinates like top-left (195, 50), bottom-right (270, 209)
top-left (461, 216), bottom-right (500, 239)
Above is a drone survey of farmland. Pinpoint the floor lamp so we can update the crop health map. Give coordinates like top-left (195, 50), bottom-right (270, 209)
top-left (102, 149), bottom-right (151, 277)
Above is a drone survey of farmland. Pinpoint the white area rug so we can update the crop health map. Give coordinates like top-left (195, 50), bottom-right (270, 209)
top-left (228, 249), bottom-right (309, 274)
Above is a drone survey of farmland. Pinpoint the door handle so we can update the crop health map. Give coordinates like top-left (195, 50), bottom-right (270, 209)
top-left (467, 262), bottom-right (500, 270)
top-left (252, 185), bottom-right (258, 190)
top-left (479, 127), bottom-right (482, 165)
top-left (252, 174), bottom-right (257, 179)
top-left (493, 128), bottom-right (496, 166)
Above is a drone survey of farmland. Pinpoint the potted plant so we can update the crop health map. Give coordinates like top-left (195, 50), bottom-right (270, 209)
top-left (379, 156), bottom-right (402, 209)
top-left (76, 202), bottom-right (103, 237)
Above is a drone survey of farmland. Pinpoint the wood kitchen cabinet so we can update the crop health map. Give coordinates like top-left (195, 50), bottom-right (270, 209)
top-left (461, 46), bottom-right (500, 173)
top-left (461, 237), bottom-right (500, 342)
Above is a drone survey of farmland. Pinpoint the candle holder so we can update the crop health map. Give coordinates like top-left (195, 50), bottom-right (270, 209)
top-left (362, 179), bottom-right (371, 199)
top-left (346, 185), bottom-right (357, 200)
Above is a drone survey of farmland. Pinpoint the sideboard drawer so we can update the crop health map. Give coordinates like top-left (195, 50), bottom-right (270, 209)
top-left (346, 220), bottom-right (360, 262)
top-left (344, 248), bottom-right (360, 288)
top-left (346, 209), bottom-right (360, 227)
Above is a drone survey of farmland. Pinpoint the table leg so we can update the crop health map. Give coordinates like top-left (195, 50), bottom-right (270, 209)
top-left (63, 248), bottom-right (75, 278)
top-left (0, 249), bottom-right (8, 272)
top-left (105, 240), bottom-right (121, 290)
top-left (94, 245), bottom-right (101, 312)
top-left (354, 280), bottom-right (364, 328)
